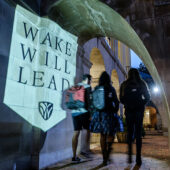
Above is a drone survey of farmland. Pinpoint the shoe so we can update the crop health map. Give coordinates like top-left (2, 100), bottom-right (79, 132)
top-left (136, 159), bottom-right (142, 167)
top-left (72, 157), bottom-right (81, 163)
top-left (128, 155), bottom-right (132, 164)
top-left (102, 160), bottom-right (108, 166)
top-left (132, 164), bottom-right (141, 170)
top-left (124, 163), bottom-right (132, 170)
top-left (80, 152), bottom-right (91, 158)
top-left (107, 158), bottom-right (113, 164)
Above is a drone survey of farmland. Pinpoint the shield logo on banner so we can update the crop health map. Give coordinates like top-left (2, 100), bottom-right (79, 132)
top-left (39, 101), bottom-right (53, 120)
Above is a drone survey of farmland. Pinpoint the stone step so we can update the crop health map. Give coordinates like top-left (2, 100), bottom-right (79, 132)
top-left (145, 130), bottom-right (163, 136)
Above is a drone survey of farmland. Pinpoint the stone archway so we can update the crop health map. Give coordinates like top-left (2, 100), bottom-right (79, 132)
top-left (46, 0), bottom-right (170, 164)
top-left (111, 69), bottom-right (123, 116)
top-left (146, 100), bottom-right (163, 131)
top-left (90, 48), bottom-right (105, 88)
top-left (89, 47), bottom-right (105, 145)
top-left (2, 1), bottom-right (170, 168)
top-left (36, 0), bottom-right (170, 166)
top-left (144, 107), bottom-right (157, 130)
top-left (48, 2), bottom-right (170, 139)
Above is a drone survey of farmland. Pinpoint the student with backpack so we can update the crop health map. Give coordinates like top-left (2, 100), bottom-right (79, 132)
top-left (120, 68), bottom-right (150, 169)
top-left (90, 71), bottom-right (119, 165)
top-left (65, 74), bottom-right (92, 163)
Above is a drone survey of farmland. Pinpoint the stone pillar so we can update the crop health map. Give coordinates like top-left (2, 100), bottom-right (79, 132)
top-left (152, 96), bottom-right (168, 134)
top-left (30, 128), bottom-right (40, 170)
top-left (78, 42), bottom-right (92, 153)
top-left (156, 113), bottom-right (162, 130)
top-left (169, 125), bottom-right (170, 150)
top-left (31, 128), bottom-right (47, 169)
top-left (76, 44), bottom-right (85, 82)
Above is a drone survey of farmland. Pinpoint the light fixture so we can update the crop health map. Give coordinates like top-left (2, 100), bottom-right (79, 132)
top-left (153, 86), bottom-right (159, 93)
top-left (146, 110), bottom-right (149, 115)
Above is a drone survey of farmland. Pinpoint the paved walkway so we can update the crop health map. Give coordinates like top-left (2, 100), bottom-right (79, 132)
top-left (45, 135), bottom-right (170, 170)
top-left (46, 153), bottom-right (170, 170)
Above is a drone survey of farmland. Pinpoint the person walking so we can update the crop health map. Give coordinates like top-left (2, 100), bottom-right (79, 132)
top-left (91, 71), bottom-right (119, 165)
top-left (71, 74), bottom-right (92, 163)
top-left (119, 68), bottom-right (150, 169)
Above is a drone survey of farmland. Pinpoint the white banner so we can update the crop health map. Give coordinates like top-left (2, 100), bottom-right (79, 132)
top-left (3, 5), bottom-right (78, 131)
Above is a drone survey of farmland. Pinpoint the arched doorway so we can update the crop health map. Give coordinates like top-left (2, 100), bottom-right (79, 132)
top-left (143, 103), bottom-right (162, 132)
top-left (111, 69), bottom-right (123, 116)
top-left (90, 48), bottom-right (105, 88)
top-left (89, 47), bottom-right (105, 145)
top-left (144, 107), bottom-right (157, 130)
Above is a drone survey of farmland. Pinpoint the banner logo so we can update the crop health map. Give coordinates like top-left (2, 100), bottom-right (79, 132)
top-left (39, 101), bottom-right (53, 120)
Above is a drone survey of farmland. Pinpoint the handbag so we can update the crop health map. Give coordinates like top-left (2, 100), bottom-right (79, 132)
top-left (89, 111), bottom-right (103, 133)
top-left (114, 114), bottom-right (124, 132)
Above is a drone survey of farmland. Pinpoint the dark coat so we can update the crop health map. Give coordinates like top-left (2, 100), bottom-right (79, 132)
top-left (103, 84), bottom-right (119, 113)
top-left (120, 79), bottom-right (150, 110)
top-left (84, 86), bottom-right (93, 112)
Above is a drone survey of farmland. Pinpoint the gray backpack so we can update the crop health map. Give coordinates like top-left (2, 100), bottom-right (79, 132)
top-left (92, 86), bottom-right (105, 110)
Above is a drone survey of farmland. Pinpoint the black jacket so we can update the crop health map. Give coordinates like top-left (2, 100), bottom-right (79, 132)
top-left (85, 86), bottom-right (93, 112)
top-left (120, 79), bottom-right (150, 109)
top-left (104, 84), bottom-right (119, 113)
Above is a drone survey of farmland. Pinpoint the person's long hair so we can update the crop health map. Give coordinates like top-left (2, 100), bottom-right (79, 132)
top-left (127, 68), bottom-right (142, 82)
top-left (99, 71), bottom-right (111, 86)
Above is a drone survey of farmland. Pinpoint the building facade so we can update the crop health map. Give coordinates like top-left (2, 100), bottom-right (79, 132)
top-left (40, 37), bottom-right (131, 168)
top-left (0, 2), bottom-right (131, 169)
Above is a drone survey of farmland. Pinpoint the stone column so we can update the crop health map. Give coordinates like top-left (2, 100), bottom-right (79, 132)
top-left (30, 128), bottom-right (41, 170)
top-left (30, 128), bottom-right (46, 169)
top-left (169, 125), bottom-right (170, 150)
top-left (77, 43), bottom-right (92, 153)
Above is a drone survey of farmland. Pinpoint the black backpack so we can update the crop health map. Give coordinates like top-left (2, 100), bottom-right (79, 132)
top-left (104, 86), bottom-right (117, 112)
top-left (122, 81), bottom-right (147, 108)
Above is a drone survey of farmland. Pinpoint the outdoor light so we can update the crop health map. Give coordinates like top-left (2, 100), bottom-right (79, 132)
top-left (153, 86), bottom-right (159, 93)
top-left (146, 110), bottom-right (149, 115)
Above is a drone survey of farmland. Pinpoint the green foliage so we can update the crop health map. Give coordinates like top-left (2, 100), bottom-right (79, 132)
top-left (138, 63), bottom-right (150, 74)
top-left (138, 62), bottom-right (154, 89)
